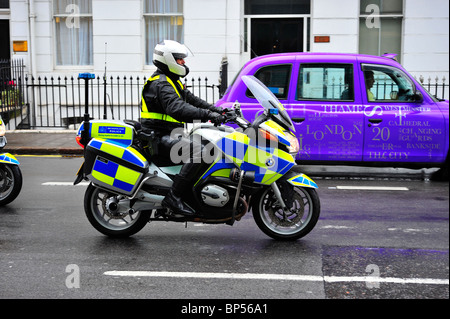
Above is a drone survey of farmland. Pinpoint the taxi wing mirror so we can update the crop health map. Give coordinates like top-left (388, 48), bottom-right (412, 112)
top-left (413, 90), bottom-right (423, 103)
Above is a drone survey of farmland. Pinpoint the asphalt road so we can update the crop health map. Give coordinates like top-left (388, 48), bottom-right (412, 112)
top-left (0, 156), bottom-right (448, 305)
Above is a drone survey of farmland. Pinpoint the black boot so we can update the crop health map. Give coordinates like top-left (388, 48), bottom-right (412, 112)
top-left (162, 175), bottom-right (195, 216)
top-left (162, 189), bottom-right (194, 216)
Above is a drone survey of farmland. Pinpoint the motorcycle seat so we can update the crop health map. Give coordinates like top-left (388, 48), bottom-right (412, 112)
top-left (123, 119), bottom-right (142, 131)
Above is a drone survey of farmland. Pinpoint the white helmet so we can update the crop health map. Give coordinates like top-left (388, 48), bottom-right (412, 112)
top-left (153, 40), bottom-right (192, 77)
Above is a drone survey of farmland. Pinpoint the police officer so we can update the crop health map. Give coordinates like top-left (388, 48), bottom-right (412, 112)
top-left (141, 40), bottom-right (226, 216)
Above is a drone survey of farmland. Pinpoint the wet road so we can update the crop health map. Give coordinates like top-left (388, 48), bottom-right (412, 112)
top-left (0, 156), bottom-right (448, 303)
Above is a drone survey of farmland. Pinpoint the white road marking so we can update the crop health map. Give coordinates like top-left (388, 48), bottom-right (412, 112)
top-left (329, 186), bottom-right (409, 191)
top-left (320, 225), bottom-right (353, 229)
top-left (388, 227), bottom-right (431, 233)
top-left (42, 182), bottom-right (89, 186)
top-left (103, 270), bottom-right (448, 285)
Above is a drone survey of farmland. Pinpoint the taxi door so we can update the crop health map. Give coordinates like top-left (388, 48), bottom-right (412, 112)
top-left (360, 64), bottom-right (446, 164)
top-left (288, 58), bottom-right (365, 162)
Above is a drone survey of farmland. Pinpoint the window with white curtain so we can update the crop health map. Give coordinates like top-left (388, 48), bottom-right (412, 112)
top-left (53, 0), bottom-right (93, 66)
top-left (144, 0), bottom-right (184, 65)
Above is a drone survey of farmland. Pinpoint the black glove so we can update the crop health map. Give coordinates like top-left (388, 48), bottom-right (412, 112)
top-left (209, 105), bottom-right (226, 114)
top-left (209, 112), bottom-right (227, 125)
top-left (224, 110), bottom-right (237, 121)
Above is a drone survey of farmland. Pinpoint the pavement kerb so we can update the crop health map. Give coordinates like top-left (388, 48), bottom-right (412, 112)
top-left (6, 130), bottom-right (77, 134)
top-left (3, 129), bottom-right (82, 156)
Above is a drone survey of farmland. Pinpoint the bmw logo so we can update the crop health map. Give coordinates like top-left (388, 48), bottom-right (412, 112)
top-left (265, 158), bottom-right (275, 168)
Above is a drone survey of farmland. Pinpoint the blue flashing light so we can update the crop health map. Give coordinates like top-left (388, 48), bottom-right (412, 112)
top-left (78, 73), bottom-right (95, 79)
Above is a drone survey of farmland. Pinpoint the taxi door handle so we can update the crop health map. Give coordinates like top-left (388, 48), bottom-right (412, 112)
top-left (292, 117), bottom-right (305, 123)
top-left (368, 118), bottom-right (383, 127)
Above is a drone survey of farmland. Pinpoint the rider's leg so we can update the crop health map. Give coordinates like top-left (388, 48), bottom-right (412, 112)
top-left (161, 135), bottom-right (204, 215)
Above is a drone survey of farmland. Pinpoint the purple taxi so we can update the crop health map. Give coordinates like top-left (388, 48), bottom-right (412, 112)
top-left (217, 53), bottom-right (449, 178)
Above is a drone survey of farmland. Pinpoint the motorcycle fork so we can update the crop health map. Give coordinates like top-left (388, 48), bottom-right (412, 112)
top-left (271, 182), bottom-right (287, 210)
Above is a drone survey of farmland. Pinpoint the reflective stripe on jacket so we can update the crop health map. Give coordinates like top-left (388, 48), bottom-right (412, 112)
top-left (140, 70), bottom-right (222, 133)
top-left (141, 75), bottom-right (184, 123)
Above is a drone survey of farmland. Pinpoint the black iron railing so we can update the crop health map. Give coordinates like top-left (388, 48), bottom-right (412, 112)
top-left (0, 59), bottom-right (27, 129)
top-left (1, 72), bottom-right (220, 129)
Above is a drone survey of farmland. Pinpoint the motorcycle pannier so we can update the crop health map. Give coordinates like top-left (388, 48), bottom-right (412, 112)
top-left (78, 120), bottom-right (135, 147)
top-left (83, 138), bottom-right (149, 196)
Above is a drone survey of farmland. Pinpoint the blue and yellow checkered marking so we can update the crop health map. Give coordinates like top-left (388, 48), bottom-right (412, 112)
top-left (87, 138), bottom-right (147, 194)
top-left (199, 157), bottom-right (236, 181)
top-left (200, 131), bottom-right (295, 185)
top-left (91, 158), bottom-right (141, 193)
top-left (260, 120), bottom-right (291, 147)
top-left (218, 135), bottom-right (248, 162)
top-left (89, 138), bottom-right (147, 168)
top-left (0, 153), bottom-right (20, 165)
top-left (287, 174), bottom-right (318, 189)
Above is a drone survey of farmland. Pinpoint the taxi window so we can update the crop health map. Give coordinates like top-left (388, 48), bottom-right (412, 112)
top-left (247, 64), bottom-right (291, 100)
top-left (362, 64), bottom-right (416, 102)
top-left (297, 64), bottom-right (354, 101)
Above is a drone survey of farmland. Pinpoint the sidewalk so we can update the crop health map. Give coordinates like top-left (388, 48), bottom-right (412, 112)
top-left (2, 130), bottom-right (441, 179)
top-left (3, 130), bottom-right (82, 156)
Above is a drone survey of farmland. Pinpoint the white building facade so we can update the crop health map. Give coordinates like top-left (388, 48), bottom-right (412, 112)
top-left (3, 0), bottom-right (449, 87)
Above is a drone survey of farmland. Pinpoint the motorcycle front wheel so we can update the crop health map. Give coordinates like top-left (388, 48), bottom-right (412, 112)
top-left (252, 185), bottom-right (320, 241)
top-left (0, 164), bottom-right (22, 206)
top-left (84, 184), bottom-right (151, 237)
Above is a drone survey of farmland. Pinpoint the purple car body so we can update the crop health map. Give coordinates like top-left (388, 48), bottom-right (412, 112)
top-left (217, 53), bottom-right (449, 169)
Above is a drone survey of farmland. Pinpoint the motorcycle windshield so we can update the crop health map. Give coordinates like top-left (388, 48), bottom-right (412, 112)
top-left (242, 75), bottom-right (295, 132)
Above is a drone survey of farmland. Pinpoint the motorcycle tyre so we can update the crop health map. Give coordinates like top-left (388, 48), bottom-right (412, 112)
top-left (252, 186), bottom-right (320, 241)
top-left (0, 164), bottom-right (23, 206)
top-left (84, 184), bottom-right (151, 238)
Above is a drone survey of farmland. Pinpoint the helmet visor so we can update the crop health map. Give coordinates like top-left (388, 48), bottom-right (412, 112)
top-left (174, 44), bottom-right (194, 59)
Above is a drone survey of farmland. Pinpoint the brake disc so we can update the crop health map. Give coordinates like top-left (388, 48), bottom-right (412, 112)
top-left (0, 169), bottom-right (10, 193)
top-left (266, 191), bottom-right (304, 227)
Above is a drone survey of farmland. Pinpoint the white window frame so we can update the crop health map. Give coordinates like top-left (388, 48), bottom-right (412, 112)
top-left (143, 0), bottom-right (184, 67)
top-left (52, 0), bottom-right (93, 69)
top-left (358, 1), bottom-right (404, 60)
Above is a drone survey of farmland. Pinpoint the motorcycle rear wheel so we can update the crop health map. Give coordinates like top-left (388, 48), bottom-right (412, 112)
top-left (252, 185), bottom-right (320, 241)
top-left (0, 164), bottom-right (22, 206)
top-left (84, 184), bottom-right (151, 237)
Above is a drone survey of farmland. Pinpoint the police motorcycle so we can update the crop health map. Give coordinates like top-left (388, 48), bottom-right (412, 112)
top-left (74, 75), bottom-right (320, 241)
top-left (0, 115), bottom-right (22, 206)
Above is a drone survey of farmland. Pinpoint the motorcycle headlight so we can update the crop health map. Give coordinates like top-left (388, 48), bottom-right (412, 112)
top-left (285, 131), bottom-right (299, 155)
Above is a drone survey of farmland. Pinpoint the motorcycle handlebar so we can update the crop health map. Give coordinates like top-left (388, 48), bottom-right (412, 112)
top-left (221, 110), bottom-right (250, 129)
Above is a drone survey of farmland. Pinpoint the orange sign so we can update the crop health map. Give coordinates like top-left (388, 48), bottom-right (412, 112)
top-left (13, 41), bottom-right (28, 52)
top-left (314, 36), bottom-right (330, 43)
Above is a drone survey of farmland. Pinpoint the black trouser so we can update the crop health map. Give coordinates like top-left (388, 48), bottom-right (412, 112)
top-left (157, 133), bottom-right (208, 197)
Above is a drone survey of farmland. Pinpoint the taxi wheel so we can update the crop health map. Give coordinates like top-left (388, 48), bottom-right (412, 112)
top-left (431, 155), bottom-right (449, 181)
top-left (431, 166), bottom-right (448, 181)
